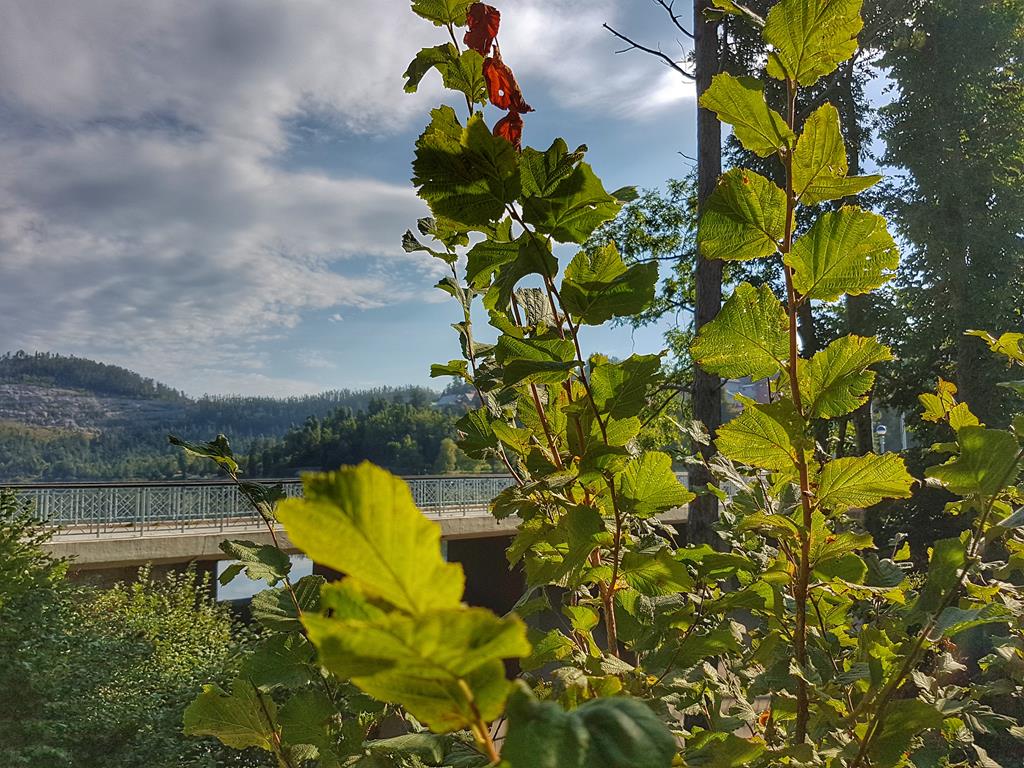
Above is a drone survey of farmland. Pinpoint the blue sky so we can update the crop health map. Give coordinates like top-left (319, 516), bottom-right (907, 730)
top-left (1, 0), bottom-right (705, 396)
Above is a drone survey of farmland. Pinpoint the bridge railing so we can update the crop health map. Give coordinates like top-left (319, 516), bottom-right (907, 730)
top-left (10, 475), bottom-right (517, 539)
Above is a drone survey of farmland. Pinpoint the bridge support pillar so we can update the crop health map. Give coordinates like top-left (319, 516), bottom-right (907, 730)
top-left (445, 535), bottom-right (523, 615)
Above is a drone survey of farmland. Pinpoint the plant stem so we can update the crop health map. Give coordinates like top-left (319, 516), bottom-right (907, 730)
top-left (779, 77), bottom-right (814, 744)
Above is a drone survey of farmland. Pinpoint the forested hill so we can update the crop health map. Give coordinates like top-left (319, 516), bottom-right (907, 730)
top-left (0, 351), bottom-right (462, 483)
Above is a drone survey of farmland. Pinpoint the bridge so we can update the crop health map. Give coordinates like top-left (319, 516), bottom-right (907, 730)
top-left (10, 474), bottom-right (690, 609)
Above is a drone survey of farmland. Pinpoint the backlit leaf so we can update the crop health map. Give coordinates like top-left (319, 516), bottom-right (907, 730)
top-left (967, 329), bottom-right (1024, 366)
top-left (495, 333), bottom-right (578, 386)
top-left (700, 73), bottom-right (794, 157)
top-left (218, 540), bottom-right (291, 587)
top-left (697, 168), bottom-right (786, 261)
top-left (522, 160), bottom-right (622, 244)
top-left (925, 426), bottom-right (1021, 496)
top-left (277, 462), bottom-right (465, 614)
top-left (250, 574), bottom-right (325, 633)
top-left (763, 0), bottom-right (863, 87)
top-left (800, 334), bottom-right (892, 419)
top-left (793, 103), bottom-right (880, 204)
top-left (590, 354), bottom-right (662, 419)
top-left (716, 396), bottom-right (807, 472)
top-left (690, 282), bottom-right (788, 380)
top-left (816, 453), bottom-right (913, 512)
top-left (560, 243), bottom-right (658, 325)
top-left (620, 548), bottom-right (694, 595)
top-left (786, 207), bottom-right (898, 301)
top-left (617, 451), bottom-right (695, 518)
top-left (411, 0), bottom-right (474, 26)
top-left (183, 677), bottom-right (276, 752)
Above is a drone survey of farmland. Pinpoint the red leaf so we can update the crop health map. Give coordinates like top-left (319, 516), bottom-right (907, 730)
top-left (464, 3), bottom-right (500, 56)
top-left (493, 110), bottom-right (524, 149)
top-left (483, 53), bottom-right (533, 113)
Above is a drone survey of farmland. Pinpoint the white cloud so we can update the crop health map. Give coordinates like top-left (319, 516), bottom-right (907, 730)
top-left (0, 0), bottom-right (692, 394)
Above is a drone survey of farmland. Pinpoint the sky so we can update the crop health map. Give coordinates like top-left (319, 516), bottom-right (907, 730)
top-left (0, 0), bottom-right (703, 397)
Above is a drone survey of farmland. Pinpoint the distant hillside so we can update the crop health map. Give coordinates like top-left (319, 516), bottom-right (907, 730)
top-left (0, 351), bottom-right (443, 482)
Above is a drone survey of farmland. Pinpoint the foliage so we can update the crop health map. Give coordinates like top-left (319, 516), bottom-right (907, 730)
top-left (179, 1), bottom-right (1024, 767)
top-left (0, 493), bottom-right (250, 767)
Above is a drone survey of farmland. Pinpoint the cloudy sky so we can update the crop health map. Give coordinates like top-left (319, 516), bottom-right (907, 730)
top-left (1, 0), bottom-right (701, 396)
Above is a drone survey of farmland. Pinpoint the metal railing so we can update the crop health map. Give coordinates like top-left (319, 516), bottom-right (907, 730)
top-left (8, 475), bottom-right (516, 539)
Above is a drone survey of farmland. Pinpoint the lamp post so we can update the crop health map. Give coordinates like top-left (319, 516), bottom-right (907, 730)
top-left (875, 423), bottom-right (888, 454)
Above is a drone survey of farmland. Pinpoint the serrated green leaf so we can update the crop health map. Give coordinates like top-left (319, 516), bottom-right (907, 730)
top-left (617, 452), bottom-right (695, 518)
top-left (620, 548), bottom-right (694, 595)
top-left (250, 574), bottom-right (324, 633)
top-left (521, 138), bottom-right (587, 198)
top-left (786, 207), bottom-right (898, 301)
top-left (495, 333), bottom-right (577, 386)
top-left (691, 282), bottom-right (788, 379)
top-left (935, 604), bottom-right (1012, 639)
top-left (697, 168), bottom-right (786, 261)
top-left (800, 334), bottom-right (892, 418)
top-left (440, 49), bottom-right (487, 105)
top-left (522, 160), bottom-right (622, 244)
top-left (243, 633), bottom-right (315, 691)
top-left (869, 699), bottom-right (943, 768)
top-left (306, 605), bottom-right (529, 732)
top-left (219, 540), bottom-right (291, 586)
top-left (169, 433), bottom-right (238, 474)
top-left (455, 407), bottom-right (498, 459)
top-left (684, 732), bottom-right (765, 767)
top-left (913, 536), bottom-right (967, 618)
top-left (793, 103), bottom-right (880, 204)
top-left (560, 243), bottom-right (658, 324)
top-left (590, 354), bottom-right (662, 419)
top-left (502, 682), bottom-right (676, 768)
top-left (716, 396), bottom-right (807, 472)
top-left (967, 329), bottom-right (1024, 365)
top-left (700, 73), bottom-right (794, 157)
top-left (403, 44), bottom-right (456, 93)
top-left (183, 677), bottom-right (276, 752)
top-left (816, 453), bottom-right (913, 511)
top-left (484, 236), bottom-right (558, 311)
top-left (413, 106), bottom-right (520, 230)
top-left (411, 0), bottom-right (473, 26)
top-left (925, 426), bottom-right (1021, 496)
top-left (278, 690), bottom-right (341, 768)
top-left (465, 235), bottom-right (520, 288)
top-left (763, 0), bottom-right (863, 87)
top-left (278, 462), bottom-right (464, 614)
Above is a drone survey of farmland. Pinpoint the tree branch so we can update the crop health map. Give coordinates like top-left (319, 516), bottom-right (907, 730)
top-left (602, 23), bottom-right (696, 80)
top-left (653, 0), bottom-right (695, 39)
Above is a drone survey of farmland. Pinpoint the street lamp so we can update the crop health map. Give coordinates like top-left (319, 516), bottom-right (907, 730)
top-left (875, 423), bottom-right (888, 454)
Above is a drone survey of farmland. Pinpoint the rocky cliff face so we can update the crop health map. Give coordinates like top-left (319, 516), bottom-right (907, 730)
top-left (0, 384), bottom-right (186, 432)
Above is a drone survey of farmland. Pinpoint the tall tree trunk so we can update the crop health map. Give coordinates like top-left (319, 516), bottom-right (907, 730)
top-left (687, 0), bottom-right (723, 546)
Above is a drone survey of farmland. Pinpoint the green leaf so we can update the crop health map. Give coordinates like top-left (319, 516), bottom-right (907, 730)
top-left (684, 732), bottom-right (765, 767)
top-left (697, 168), bottom-right (786, 261)
top-left (455, 407), bottom-right (498, 459)
top-left (484, 236), bottom-right (558, 311)
top-left (617, 452), bottom-right (695, 518)
top-left (218, 540), bottom-right (292, 586)
top-left (620, 548), bottom-right (694, 595)
top-left (699, 73), bottom-right (794, 157)
top-left (439, 49), bottom-right (487, 105)
top-left (522, 160), bottom-right (622, 244)
top-left (785, 207), bottom-right (898, 301)
top-left (306, 601), bottom-right (529, 732)
top-left (495, 333), bottom-right (578, 386)
top-left (560, 243), bottom-right (658, 325)
top-left (277, 462), bottom-right (465, 614)
top-left (411, 0), bottom-right (473, 26)
top-left (716, 396), bottom-right (807, 472)
top-left (869, 699), bottom-right (943, 768)
top-left (816, 453), bottom-right (913, 511)
top-left (966, 329), bottom-right (1024, 366)
top-left (800, 334), bottom-right (892, 419)
top-left (590, 354), bottom-right (662, 419)
top-left (912, 536), bottom-right (967, 618)
top-left (763, 0), bottom-right (863, 87)
top-left (278, 690), bottom-right (341, 767)
top-left (934, 604), bottom-right (1012, 639)
top-left (413, 106), bottom-right (520, 230)
top-left (243, 633), bottom-right (315, 691)
top-left (403, 44), bottom-right (455, 93)
top-left (521, 138), bottom-right (588, 198)
top-left (465, 235), bottom-right (520, 289)
top-left (690, 282), bottom-right (788, 379)
top-left (250, 574), bottom-right (324, 632)
top-left (925, 426), bottom-right (1021, 496)
top-left (793, 103), bottom-right (880, 204)
top-left (183, 677), bottom-right (277, 752)
top-left (502, 682), bottom-right (676, 768)
top-left (168, 434), bottom-right (238, 474)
